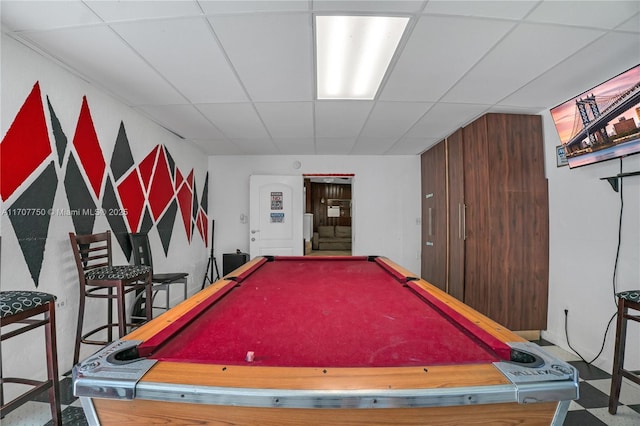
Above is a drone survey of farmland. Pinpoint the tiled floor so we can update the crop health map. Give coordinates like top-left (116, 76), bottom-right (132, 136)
top-left (2, 340), bottom-right (639, 425)
top-left (533, 339), bottom-right (640, 425)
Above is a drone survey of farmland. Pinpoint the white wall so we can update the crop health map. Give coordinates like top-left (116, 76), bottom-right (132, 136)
top-left (541, 110), bottom-right (640, 373)
top-left (209, 155), bottom-right (422, 274)
top-left (1, 34), bottom-right (208, 397)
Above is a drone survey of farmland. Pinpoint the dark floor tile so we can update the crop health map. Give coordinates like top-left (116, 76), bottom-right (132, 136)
top-left (44, 406), bottom-right (88, 426)
top-left (569, 361), bottom-right (611, 380)
top-left (576, 381), bottom-right (616, 409)
top-left (32, 377), bottom-right (77, 405)
top-left (531, 338), bottom-right (554, 346)
top-left (629, 404), bottom-right (640, 414)
top-left (563, 410), bottom-right (607, 425)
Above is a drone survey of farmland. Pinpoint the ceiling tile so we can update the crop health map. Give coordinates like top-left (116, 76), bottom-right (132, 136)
top-left (110, 17), bottom-right (247, 103)
top-left (3, 1), bottom-right (638, 157)
top-left (350, 138), bottom-right (398, 155)
top-left (525, 0), bottom-right (640, 29)
top-left (208, 13), bottom-right (313, 101)
top-left (407, 102), bottom-right (490, 140)
top-left (501, 31), bottom-right (640, 109)
top-left (21, 26), bottom-right (185, 106)
top-left (137, 104), bottom-right (227, 140)
top-left (272, 138), bottom-right (316, 155)
top-left (191, 138), bottom-right (245, 155)
top-left (230, 138), bottom-right (280, 155)
top-left (442, 23), bottom-right (606, 105)
top-left (315, 138), bottom-right (357, 155)
top-left (255, 102), bottom-right (314, 139)
top-left (199, 0), bottom-right (309, 14)
top-left (359, 102), bottom-right (432, 138)
top-left (315, 101), bottom-right (374, 139)
top-left (423, 0), bottom-right (537, 20)
top-left (87, 0), bottom-right (203, 21)
top-left (387, 137), bottom-right (439, 155)
top-left (313, 0), bottom-right (425, 13)
top-left (381, 15), bottom-right (515, 101)
top-left (198, 103), bottom-right (269, 139)
top-left (0, 1), bottom-right (101, 31)
top-left (616, 12), bottom-right (640, 32)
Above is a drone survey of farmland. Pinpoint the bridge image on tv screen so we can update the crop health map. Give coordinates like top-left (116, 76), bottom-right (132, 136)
top-left (550, 64), bottom-right (640, 169)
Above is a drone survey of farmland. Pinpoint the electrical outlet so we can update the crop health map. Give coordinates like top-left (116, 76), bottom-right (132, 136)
top-left (55, 298), bottom-right (67, 310)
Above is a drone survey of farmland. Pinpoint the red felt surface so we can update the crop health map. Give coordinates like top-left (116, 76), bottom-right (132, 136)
top-left (150, 258), bottom-right (505, 367)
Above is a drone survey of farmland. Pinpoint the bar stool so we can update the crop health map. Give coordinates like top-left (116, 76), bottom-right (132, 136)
top-left (69, 231), bottom-right (153, 365)
top-left (0, 291), bottom-right (62, 425)
top-left (609, 289), bottom-right (640, 414)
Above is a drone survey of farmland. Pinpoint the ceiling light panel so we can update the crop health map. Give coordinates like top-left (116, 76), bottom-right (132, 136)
top-left (316, 15), bottom-right (409, 100)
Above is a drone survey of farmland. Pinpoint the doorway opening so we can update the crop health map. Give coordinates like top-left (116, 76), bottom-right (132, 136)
top-left (303, 174), bottom-right (353, 256)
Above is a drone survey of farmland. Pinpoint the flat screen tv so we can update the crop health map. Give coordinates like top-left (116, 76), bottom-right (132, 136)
top-left (550, 64), bottom-right (640, 169)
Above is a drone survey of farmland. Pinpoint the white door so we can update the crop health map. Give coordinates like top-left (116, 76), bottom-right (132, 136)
top-left (249, 175), bottom-right (303, 258)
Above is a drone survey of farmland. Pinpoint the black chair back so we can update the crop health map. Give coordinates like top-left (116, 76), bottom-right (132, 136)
top-left (129, 233), bottom-right (154, 269)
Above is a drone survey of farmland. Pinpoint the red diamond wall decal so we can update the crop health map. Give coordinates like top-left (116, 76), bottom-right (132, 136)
top-left (197, 208), bottom-right (208, 246)
top-left (139, 145), bottom-right (158, 192)
top-left (117, 169), bottom-right (145, 232)
top-left (73, 97), bottom-right (105, 198)
top-left (1, 82), bottom-right (52, 201)
top-left (186, 169), bottom-right (194, 189)
top-left (176, 181), bottom-right (192, 241)
top-left (175, 168), bottom-right (184, 191)
top-left (148, 146), bottom-right (174, 221)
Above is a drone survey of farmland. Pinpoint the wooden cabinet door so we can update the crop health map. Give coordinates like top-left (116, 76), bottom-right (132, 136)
top-left (447, 129), bottom-right (465, 301)
top-left (420, 141), bottom-right (447, 290)
top-left (485, 114), bottom-right (548, 330)
top-left (461, 117), bottom-right (492, 316)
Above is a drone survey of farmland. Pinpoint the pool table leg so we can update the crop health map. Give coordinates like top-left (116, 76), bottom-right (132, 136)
top-left (79, 397), bottom-right (99, 426)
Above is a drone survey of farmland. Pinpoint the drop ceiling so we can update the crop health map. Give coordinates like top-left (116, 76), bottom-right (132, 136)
top-left (2, 1), bottom-right (639, 156)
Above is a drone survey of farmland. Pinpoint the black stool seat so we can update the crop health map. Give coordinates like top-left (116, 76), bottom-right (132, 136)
top-left (0, 291), bottom-right (56, 317)
top-left (0, 291), bottom-right (62, 425)
top-left (609, 289), bottom-right (640, 414)
top-left (618, 290), bottom-right (639, 303)
top-left (85, 265), bottom-right (151, 281)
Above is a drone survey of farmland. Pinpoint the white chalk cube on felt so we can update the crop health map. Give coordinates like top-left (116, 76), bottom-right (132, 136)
top-left (246, 351), bottom-right (255, 362)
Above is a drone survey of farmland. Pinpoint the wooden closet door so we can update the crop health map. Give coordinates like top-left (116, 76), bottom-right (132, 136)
top-left (447, 129), bottom-right (465, 301)
top-left (485, 114), bottom-right (548, 330)
top-left (420, 141), bottom-right (447, 290)
top-left (461, 117), bottom-right (492, 316)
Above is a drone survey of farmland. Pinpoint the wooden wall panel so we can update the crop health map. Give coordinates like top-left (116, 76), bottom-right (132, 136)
top-left (309, 183), bottom-right (352, 230)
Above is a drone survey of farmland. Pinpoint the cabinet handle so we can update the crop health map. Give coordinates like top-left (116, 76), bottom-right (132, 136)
top-left (458, 203), bottom-right (462, 240)
top-left (428, 207), bottom-right (432, 236)
top-left (462, 204), bottom-right (467, 240)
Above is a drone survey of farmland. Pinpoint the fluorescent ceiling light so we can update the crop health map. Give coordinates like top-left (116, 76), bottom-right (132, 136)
top-left (315, 15), bottom-right (409, 100)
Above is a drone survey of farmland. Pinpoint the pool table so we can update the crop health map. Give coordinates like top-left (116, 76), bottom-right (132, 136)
top-left (74, 256), bottom-right (578, 425)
